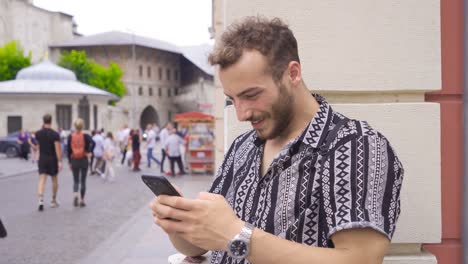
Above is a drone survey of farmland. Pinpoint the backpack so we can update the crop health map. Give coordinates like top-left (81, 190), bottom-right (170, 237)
top-left (71, 132), bottom-right (86, 159)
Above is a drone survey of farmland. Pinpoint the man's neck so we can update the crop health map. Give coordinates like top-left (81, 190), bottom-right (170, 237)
top-left (43, 124), bottom-right (51, 129)
top-left (269, 88), bottom-right (319, 147)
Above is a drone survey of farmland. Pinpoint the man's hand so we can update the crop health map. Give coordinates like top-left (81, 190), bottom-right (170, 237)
top-left (149, 192), bottom-right (243, 251)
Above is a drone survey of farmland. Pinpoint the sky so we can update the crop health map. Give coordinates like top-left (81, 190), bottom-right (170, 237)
top-left (33, 0), bottom-right (213, 47)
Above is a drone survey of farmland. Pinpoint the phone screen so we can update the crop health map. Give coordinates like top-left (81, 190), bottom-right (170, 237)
top-left (141, 174), bottom-right (181, 196)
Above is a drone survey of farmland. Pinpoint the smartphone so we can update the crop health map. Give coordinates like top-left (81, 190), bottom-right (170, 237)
top-left (141, 174), bottom-right (181, 196)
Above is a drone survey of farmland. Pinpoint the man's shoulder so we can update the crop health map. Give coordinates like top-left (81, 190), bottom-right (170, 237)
top-left (328, 117), bottom-right (391, 149)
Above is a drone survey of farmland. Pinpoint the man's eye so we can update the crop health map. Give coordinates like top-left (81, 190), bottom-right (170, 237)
top-left (245, 92), bottom-right (259, 99)
top-left (225, 98), bottom-right (233, 106)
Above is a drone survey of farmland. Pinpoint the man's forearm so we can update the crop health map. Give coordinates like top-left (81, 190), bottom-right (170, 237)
top-left (168, 233), bottom-right (207, 257)
top-left (247, 228), bottom-right (385, 264)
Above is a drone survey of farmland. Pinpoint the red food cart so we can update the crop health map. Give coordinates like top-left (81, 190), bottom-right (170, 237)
top-left (174, 112), bottom-right (215, 174)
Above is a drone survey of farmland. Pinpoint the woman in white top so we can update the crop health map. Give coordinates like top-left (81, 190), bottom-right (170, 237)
top-left (102, 132), bottom-right (116, 182)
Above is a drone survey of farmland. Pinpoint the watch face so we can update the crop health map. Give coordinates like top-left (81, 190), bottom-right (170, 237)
top-left (229, 240), bottom-right (248, 258)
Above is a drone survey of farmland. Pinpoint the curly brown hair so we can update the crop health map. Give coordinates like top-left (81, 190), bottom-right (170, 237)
top-left (208, 16), bottom-right (300, 83)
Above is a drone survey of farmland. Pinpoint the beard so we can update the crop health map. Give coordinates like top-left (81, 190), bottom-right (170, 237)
top-left (254, 83), bottom-right (295, 140)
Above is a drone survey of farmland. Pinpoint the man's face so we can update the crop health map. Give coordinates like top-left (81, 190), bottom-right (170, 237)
top-left (220, 50), bottom-right (294, 140)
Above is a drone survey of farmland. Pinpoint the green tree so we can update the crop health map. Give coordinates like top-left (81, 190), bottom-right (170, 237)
top-left (58, 50), bottom-right (94, 84)
top-left (58, 50), bottom-right (126, 100)
top-left (0, 41), bottom-right (31, 81)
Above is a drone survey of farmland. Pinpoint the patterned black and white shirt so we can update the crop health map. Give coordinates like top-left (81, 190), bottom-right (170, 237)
top-left (208, 94), bottom-right (404, 264)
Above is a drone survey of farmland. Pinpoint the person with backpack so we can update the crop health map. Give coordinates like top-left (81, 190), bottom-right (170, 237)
top-left (67, 118), bottom-right (93, 207)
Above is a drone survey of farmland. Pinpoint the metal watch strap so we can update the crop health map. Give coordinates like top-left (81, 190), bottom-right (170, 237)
top-left (239, 222), bottom-right (255, 241)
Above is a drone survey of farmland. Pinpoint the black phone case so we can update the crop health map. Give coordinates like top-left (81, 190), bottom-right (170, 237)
top-left (141, 174), bottom-right (181, 196)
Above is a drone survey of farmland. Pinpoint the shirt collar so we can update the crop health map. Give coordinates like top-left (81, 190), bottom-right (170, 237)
top-left (251, 93), bottom-right (332, 150)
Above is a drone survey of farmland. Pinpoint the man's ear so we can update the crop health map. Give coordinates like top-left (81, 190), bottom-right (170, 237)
top-left (287, 61), bottom-right (302, 86)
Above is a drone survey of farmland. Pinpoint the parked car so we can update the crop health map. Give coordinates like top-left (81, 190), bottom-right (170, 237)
top-left (0, 132), bottom-right (20, 158)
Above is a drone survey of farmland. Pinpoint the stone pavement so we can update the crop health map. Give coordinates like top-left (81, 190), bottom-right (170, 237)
top-left (0, 154), bottom-right (38, 179)
top-left (0, 153), bottom-right (215, 264)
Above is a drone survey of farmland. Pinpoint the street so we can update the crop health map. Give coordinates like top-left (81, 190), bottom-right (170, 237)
top-left (0, 157), bottom-right (213, 264)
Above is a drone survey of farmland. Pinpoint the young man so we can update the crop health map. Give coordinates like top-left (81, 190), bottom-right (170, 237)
top-left (150, 17), bottom-right (404, 264)
top-left (158, 122), bottom-right (173, 173)
top-left (35, 114), bottom-right (62, 211)
top-left (145, 124), bottom-right (161, 168)
top-left (164, 127), bottom-right (186, 176)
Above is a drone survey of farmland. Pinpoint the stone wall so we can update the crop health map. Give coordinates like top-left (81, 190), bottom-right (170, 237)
top-left (0, 0), bottom-right (75, 62)
top-left (0, 94), bottom-right (109, 135)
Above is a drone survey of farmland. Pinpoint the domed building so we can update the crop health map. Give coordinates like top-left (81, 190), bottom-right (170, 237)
top-left (0, 60), bottom-right (118, 135)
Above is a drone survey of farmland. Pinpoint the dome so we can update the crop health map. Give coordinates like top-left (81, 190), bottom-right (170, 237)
top-left (16, 60), bottom-right (77, 81)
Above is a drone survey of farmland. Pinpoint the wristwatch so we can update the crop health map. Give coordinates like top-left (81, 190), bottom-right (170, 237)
top-left (227, 222), bottom-right (255, 259)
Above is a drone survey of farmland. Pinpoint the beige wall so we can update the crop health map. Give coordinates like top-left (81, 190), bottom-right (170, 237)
top-left (214, 0), bottom-right (441, 263)
top-left (0, 94), bottom-right (109, 135)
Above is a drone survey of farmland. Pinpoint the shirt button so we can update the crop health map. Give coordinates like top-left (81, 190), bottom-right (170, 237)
top-left (250, 215), bottom-right (257, 222)
top-left (259, 183), bottom-right (266, 189)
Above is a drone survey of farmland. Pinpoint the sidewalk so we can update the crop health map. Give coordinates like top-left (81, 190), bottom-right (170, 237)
top-left (0, 153), bottom-right (214, 264)
top-left (0, 154), bottom-right (37, 179)
top-left (78, 173), bottom-right (214, 264)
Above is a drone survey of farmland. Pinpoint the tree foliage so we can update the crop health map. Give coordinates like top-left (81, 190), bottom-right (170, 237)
top-left (0, 41), bottom-right (31, 81)
top-left (58, 50), bottom-right (126, 99)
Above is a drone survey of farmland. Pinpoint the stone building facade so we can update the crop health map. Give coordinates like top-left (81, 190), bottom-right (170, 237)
top-left (0, 0), bottom-right (78, 62)
top-left (50, 31), bottom-right (214, 131)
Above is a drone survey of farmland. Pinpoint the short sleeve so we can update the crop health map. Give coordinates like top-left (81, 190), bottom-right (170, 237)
top-left (53, 131), bottom-right (60, 142)
top-left (321, 133), bottom-right (404, 242)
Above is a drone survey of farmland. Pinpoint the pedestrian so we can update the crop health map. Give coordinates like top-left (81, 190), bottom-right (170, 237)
top-left (118, 124), bottom-right (130, 165)
top-left (29, 132), bottom-right (39, 164)
top-left (152, 123), bottom-right (160, 136)
top-left (145, 124), bottom-right (161, 169)
top-left (92, 130), bottom-right (105, 176)
top-left (164, 127), bottom-right (186, 177)
top-left (35, 113), bottom-right (62, 211)
top-left (150, 17), bottom-right (404, 263)
top-left (16, 129), bottom-right (30, 160)
top-left (67, 118), bottom-right (93, 207)
top-left (102, 132), bottom-right (117, 182)
top-left (126, 129), bottom-right (134, 168)
top-left (158, 122), bottom-right (173, 173)
top-left (0, 218), bottom-right (6, 238)
top-left (59, 127), bottom-right (68, 160)
top-left (88, 130), bottom-right (96, 174)
top-left (132, 128), bottom-right (141, 172)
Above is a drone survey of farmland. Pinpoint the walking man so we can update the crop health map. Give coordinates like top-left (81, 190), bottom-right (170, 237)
top-left (158, 122), bottom-right (173, 173)
top-left (35, 114), bottom-right (62, 211)
top-left (145, 124), bottom-right (161, 168)
top-left (132, 129), bottom-right (142, 172)
top-left (164, 127), bottom-right (186, 176)
top-left (118, 124), bottom-right (130, 165)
